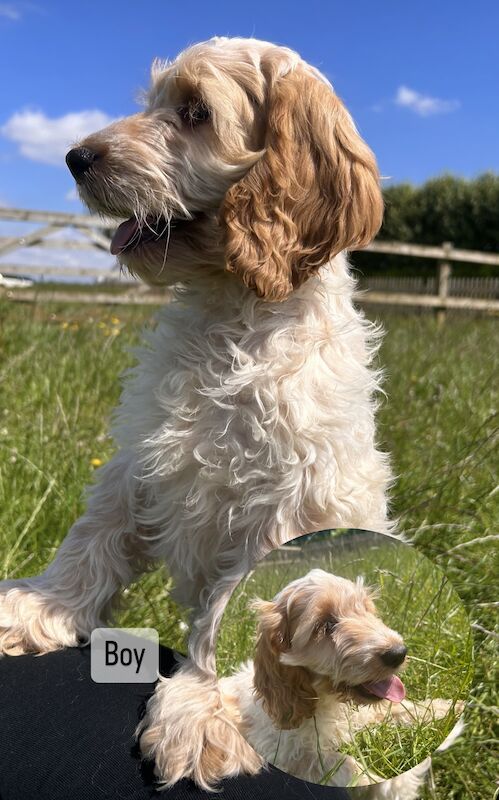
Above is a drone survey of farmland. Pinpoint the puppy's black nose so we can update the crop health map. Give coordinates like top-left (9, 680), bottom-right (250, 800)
top-left (66, 147), bottom-right (97, 181)
top-left (381, 645), bottom-right (407, 667)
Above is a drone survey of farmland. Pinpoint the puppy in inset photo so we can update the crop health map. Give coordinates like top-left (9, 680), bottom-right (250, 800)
top-left (221, 569), bottom-right (464, 797)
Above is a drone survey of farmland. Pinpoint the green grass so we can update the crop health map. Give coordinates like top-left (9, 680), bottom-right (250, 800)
top-left (0, 300), bottom-right (497, 797)
top-left (217, 530), bottom-right (472, 783)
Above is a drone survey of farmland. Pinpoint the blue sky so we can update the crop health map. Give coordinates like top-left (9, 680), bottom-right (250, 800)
top-left (0, 0), bottom-right (497, 215)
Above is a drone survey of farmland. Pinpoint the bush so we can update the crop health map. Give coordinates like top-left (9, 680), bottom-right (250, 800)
top-left (351, 172), bottom-right (499, 277)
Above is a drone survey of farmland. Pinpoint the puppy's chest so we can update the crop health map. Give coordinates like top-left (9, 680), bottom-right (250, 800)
top-left (118, 320), bottom-right (329, 468)
top-left (115, 300), bottom-right (370, 488)
top-left (123, 335), bottom-right (293, 459)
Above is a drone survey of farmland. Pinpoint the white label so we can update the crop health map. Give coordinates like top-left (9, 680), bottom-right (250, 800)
top-left (91, 627), bottom-right (159, 683)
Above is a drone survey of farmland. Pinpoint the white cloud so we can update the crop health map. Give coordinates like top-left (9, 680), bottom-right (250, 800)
top-left (0, 3), bottom-right (46, 21)
top-left (0, 4), bottom-right (20, 20)
top-left (1, 109), bottom-right (114, 166)
top-left (395, 85), bottom-right (460, 117)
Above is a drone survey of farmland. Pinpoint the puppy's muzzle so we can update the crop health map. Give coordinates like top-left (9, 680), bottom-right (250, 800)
top-left (66, 147), bottom-right (98, 182)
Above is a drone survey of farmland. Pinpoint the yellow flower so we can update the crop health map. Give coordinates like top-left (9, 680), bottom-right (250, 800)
top-left (90, 458), bottom-right (103, 467)
top-left (98, 321), bottom-right (107, 329)
top-left (61, 322), bottom-right (69, 329)
top-left (70, 323), bottom-right (79, 331)
top-left (111, 316), bottom-right (120, 325)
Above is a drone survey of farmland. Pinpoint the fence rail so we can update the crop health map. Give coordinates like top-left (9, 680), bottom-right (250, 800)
top-left (364, 239), bottom-right (499, 267)
top-left (357, 275), bottom-right (499, 298)
top-left (1, 207), bottom-right (499, 312)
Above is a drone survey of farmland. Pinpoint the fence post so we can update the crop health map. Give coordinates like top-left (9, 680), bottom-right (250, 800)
top-left (437, 241), bottom-right (452, 325)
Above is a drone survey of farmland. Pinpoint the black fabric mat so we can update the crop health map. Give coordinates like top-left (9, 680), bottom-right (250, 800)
top-left (0, 644), bottom-right (350, 800)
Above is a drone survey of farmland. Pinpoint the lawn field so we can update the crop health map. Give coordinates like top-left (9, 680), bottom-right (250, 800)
top-left (0, 299), bottom-right (497, 797)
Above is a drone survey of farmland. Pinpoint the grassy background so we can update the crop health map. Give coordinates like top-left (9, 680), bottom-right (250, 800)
top-left (0, 300), bottom-right (497, 797)
top-left (217, 530), bottom-right (472, 784)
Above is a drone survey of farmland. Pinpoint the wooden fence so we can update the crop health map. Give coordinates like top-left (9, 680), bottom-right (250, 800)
top-left (1, 207), bottom-right (499, 312)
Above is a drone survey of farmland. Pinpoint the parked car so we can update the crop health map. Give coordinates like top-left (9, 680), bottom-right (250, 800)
top-left (0, 273), bottom-right (34, 288)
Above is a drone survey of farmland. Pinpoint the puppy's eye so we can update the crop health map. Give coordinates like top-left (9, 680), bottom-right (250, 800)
top-left (316, 618), bottom-right (338, 637)
top-left (177, 100), bottom-right (211, 126)
top-left (323, 619), bottom-right (337, 635)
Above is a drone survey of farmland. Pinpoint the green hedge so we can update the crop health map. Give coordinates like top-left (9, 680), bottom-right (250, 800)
top-left (351, 172), bottom-right (499, 277)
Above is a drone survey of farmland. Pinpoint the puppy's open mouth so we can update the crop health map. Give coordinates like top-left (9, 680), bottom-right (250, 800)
top-left (359, 674), bottom-right (406, 703)
top-left (110, 215), bottom-right (192, 255)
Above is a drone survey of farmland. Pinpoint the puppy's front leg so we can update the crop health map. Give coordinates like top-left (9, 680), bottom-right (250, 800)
top-left (0, 450), bottom-right (155, 656)
top-left (139, 576), bottom-right (263, 790)
top-left (386, 697), bottom-right (464, 725)
top-left (139, 662), bottom-right (263, 790)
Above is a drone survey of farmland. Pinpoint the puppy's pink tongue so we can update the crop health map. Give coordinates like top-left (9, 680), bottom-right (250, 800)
top-left (110, 218), bottom-right (138, 255)
top-left (362, 675), bottom-right (406, 702)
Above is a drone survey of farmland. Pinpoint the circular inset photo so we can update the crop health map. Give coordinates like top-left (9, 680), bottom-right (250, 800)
top-left (216, 529), bottom-right (472, 788)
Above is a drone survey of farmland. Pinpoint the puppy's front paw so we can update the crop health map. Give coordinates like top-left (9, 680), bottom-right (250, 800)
top-left (139, 671), bottom-right (263, 790)
top-left (0, 578), bottom-right (83, 655)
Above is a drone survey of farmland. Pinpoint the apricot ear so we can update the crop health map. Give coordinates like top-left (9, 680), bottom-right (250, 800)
top-left (251, 598), bottom-right (317, 729)
top-left (221, 65), bottom-right (383, 301)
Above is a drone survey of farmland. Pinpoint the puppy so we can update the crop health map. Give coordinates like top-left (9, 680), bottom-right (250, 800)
top-left (0, 38), bottom-right (392, 788)
top-left (221, 569), bottom-right (462, 797)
